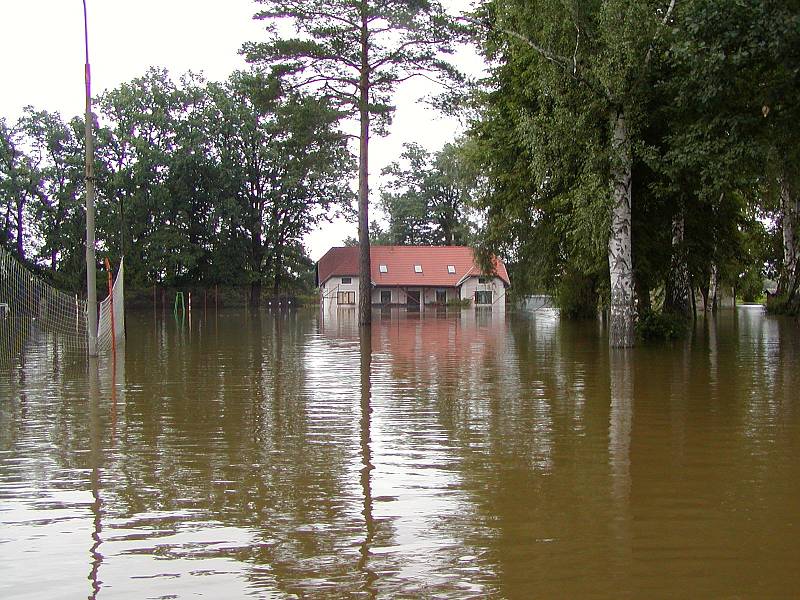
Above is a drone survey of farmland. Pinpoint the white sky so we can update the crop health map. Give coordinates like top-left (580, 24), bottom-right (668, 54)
top-left (0, 0), bottom-right (482, 261)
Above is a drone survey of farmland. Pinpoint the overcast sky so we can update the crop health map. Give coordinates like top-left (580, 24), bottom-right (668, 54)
top-left (0, 0), bottom-right (481, 261)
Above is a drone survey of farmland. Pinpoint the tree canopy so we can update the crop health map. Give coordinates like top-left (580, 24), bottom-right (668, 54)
top-left (0, 68), bottom-right (353, 300)
top-left (466, 0), bottom-right (800, 331)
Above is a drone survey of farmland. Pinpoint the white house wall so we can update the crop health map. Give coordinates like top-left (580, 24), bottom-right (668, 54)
top-left (321, 276), bottom-right (359, 310)
top-left (460, 276), bottom-right (507, 310)
top-left (322, 276), bottom-right (506, 309)
top-left (370, 287), bottom-right (457, 305)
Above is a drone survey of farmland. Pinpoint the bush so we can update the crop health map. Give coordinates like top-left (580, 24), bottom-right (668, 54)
top-left (766, 293), bottom-right (799, 316)
top-left (636, 309), bottom-right (689, 341)
top-left (446, 297), bottom-right (471, 308)
top-left (296, 293), bottom-right (319, 307)
top-left (556, 272), bottom-right (598, 319)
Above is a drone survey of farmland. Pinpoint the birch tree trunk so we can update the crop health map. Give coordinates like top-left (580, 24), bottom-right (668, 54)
top-left (779, 174), bottom-right (799, 302)
top-left (664, 210), bottom-right (692, 316)
top-left (608, 108), bottom-right (636, 347)
top-left (709, 262), bottom-right (719, 312)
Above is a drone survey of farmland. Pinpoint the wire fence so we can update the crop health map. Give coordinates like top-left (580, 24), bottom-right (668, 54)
top-left (0, 246), bottom-right (124, 366)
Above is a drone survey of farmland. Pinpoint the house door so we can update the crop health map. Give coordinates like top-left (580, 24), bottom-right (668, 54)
top-left (406, 290), bottom-right (420, 309)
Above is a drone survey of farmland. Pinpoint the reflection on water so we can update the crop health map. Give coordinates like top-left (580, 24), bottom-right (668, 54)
top-left (0, 306), bottom-right (798, 598)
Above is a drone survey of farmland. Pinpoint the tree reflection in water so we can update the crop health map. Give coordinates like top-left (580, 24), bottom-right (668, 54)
top-left (358, 325), bottom-right (377, 596)
top-left (2, 308), bottom-right (800, 598)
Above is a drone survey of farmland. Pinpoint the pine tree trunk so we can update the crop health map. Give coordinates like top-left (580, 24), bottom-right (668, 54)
top-left (250, 204), bottom-right (264, 309)
top-left (357, 7), bottom-right (372, 327)
top-left (664, 211), bottom-right (692, 316)
top-left (608, 108), bottom-right (636, 347)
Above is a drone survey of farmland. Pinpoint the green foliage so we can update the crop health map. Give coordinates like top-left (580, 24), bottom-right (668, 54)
top-left (465, 0), bottom-right (800, 329)
top-left (242, 0), bottom-right (461, 137)
top-left (2, 68), bottom-right (353, 296)
top-left (766, 293), bottom-right (800, 316)
top-left (556, 270), bottom-right (600, 319)
top-left (636, 309), bottom-right (689, 342)
top-left (446, 297), bottom-right (471, 308)
top-left (380, 141), bottom-right (475, 245)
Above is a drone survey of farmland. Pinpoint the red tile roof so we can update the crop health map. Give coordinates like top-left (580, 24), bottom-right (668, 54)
top-left (317, 246), bottom-right (510, 287)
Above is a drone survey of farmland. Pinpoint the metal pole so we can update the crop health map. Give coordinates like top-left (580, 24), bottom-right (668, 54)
top-left (83, 0), bottom-right (98, 356)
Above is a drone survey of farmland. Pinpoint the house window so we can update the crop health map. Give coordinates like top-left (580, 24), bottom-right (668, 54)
top-left (414, 265), bottom-right (423, 273)
top-left (380, 290), bottom-right (391, 304)
top-left (341, 277), bottom-right (352, 284)
top-left (379, 264), bottom-right (388, 273)
top-left (447, 265), bottom-right (456, 274)
top-left (478, 277), bottom-right (490, 284)
top-left (475, 290), bottom-right (493, 305)
top-left (337, 291), bottom-right (356, 305)
top-left (436, 289), bottom-right (447, 304)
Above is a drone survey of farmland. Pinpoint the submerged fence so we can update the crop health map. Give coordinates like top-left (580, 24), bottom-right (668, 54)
top-left (0, 247), bottom-right (123, 365)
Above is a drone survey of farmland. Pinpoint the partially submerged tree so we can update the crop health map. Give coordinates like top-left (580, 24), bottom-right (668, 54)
top-left (242, 0), bottom-right (460, 325)
top-left (469, 0), bottom-right (679, 346)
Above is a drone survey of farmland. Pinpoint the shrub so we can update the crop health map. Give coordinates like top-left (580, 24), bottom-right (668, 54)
top-left (446, 297), bottom-right (471, 308)
top-left (636, 309), bottom-right (689, 341)
top-left (766, 293), bottom-right (799, 316)
top-left (556, 272), bottom-right (598, 319)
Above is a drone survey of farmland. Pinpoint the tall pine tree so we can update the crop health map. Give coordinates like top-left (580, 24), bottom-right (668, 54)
top-left (242, 0), bottom-right (459, 325)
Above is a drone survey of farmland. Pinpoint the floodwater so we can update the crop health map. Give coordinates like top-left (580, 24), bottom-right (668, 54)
top-left (0, 306), bottom-right (798, 599)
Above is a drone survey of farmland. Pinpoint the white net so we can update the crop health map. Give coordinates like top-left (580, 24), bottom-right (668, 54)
top-left (98, 259), bottom-right (125, 353)
top-left (0, 246), bottom-right (125, 365)
top-left (0, 246), bottom-right (88, 364)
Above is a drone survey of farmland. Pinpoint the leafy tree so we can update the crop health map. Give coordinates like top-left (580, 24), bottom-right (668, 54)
top-left (0, 112), bottom-right (46, 260)
top-left (96, 68), bottom-right (187, 287)
top-left (243, 0), bottom-right (460, 324)
top-left (206, 72), bottom-right (353, 304)
top-left (467, 0), bottom-right (683, 346)
top-left (380, 141), bottom-right (474, 245)
top-left (20, 110), bottom-right (87, 290)
top-left (653, 0), bottom-right (800, 313)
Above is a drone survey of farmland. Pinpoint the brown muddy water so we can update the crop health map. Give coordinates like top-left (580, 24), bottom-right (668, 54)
top-left (0, 306), bottom-right (798, 599)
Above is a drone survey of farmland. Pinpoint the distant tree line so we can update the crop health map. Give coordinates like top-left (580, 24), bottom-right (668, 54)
top-left (0, 68), bottom-right (353, 305)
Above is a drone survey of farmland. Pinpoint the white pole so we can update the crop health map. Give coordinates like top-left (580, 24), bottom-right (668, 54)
top-left (83, 0), bottom-right (98, 356)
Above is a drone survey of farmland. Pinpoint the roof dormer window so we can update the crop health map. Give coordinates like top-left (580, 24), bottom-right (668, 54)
top-left (447, 265), bottom-right (456, 274)
top-left (379, 264), bottom-right (388, 273)
top-left (414, 265), bottom-right (423, 273)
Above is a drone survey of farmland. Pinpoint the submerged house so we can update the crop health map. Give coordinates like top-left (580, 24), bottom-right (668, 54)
top-left (316, 246), bottom-right (510, 309)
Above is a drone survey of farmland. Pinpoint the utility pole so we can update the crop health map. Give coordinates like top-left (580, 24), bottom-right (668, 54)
top-left (83, 0), bottom-right (98, 356)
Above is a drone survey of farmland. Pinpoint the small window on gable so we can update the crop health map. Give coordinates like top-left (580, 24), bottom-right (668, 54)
top-left (447, 265), bottom-right (456, 274)
top-left (414, 265), bottom-right (423, 273)
top-left (341, 277), bottom-right (352, 284)
top-left (478, 276), bottom-right (490, 284)
top-left (379, 264), bottom-right (388, 273)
